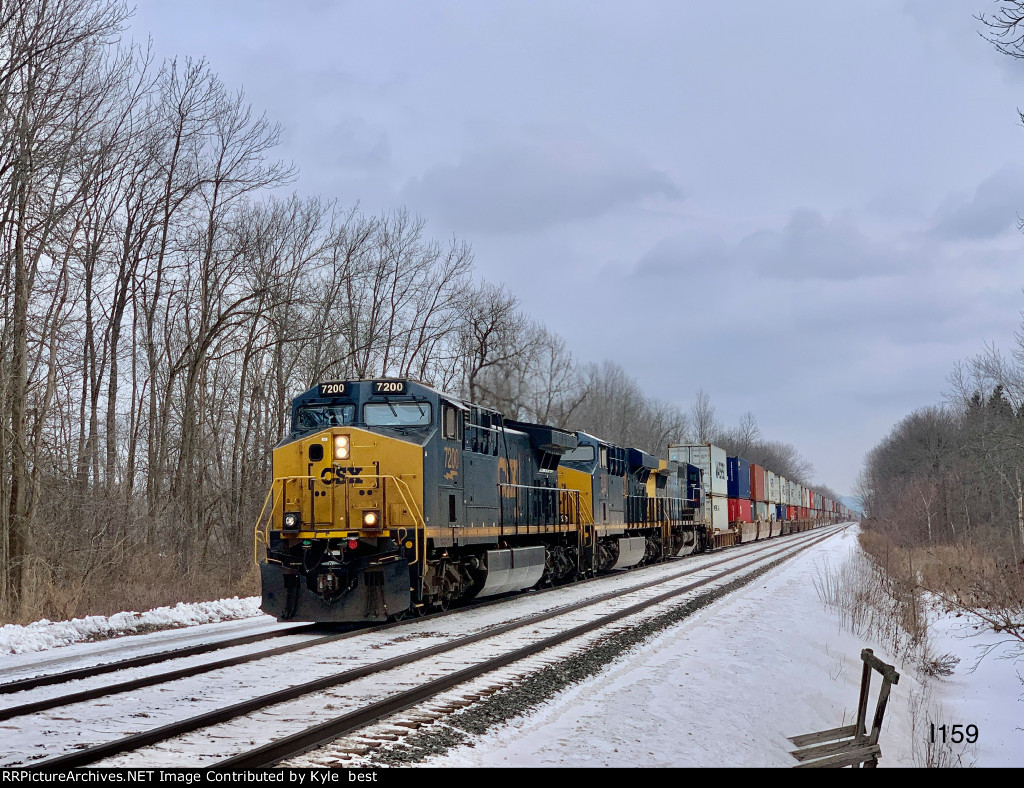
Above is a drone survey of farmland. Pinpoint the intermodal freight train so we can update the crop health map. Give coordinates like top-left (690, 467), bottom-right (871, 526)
top-left (255, 379), bottom-right (850, 622)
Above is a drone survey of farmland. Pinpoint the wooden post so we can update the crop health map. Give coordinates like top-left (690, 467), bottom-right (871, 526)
top-left (788, 648), bottom-right (900, 768)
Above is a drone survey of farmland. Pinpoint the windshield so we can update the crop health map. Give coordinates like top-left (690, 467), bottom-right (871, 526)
top-left (364, 401), bottom-right (432, 427)
top-left (561, 445), bottom-right (595, 464)
top-left (295, 404), bottom-right (356, 432)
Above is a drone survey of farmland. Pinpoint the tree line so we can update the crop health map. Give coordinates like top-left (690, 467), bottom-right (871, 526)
top-left (855, 342), bottom-right (1024, 655)
top-left (0, 0), bottom-right (825, 622)
top-left (859, 345), bottom-right (1024, 557)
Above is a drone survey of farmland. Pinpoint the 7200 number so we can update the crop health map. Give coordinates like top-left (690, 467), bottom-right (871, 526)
top-left (930, 723), bottom-right (978, 744)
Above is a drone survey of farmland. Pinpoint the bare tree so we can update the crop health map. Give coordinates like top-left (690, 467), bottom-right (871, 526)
top-left (456, 281), bottom-right (522, 405)
top-left (0, 0), bottom-right (133, 617)
top-left (689, 388), bottom-right (719, 444)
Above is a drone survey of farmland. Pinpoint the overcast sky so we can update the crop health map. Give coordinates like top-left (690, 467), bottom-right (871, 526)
top-left (127, 0), bottom-right (1024, 496)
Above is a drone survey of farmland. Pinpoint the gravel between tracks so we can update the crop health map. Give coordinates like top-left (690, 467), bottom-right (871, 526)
top-left (363, 553), bottom-right (791, 766)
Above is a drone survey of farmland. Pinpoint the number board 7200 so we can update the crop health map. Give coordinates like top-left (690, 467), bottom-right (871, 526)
top-left (319, 382), bottom-right (347, 396)
top-left (373, 381), bottom-right (407, 395)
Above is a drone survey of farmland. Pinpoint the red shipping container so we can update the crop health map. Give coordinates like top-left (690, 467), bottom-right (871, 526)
top-left (787, 505), bottom-right (797, 521)
top-left (728, 497), bottom-right (752, 523)
top-left (801, 507), bottom-right (809, 520)
top-left (749, 464), bottom-right (767, 501)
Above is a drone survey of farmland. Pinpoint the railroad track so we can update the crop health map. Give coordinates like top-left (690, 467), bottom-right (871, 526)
top-left (0, 622), bottom-right (323, 697)
top-left (6, 524), bottom-right (846, 769)
top-left (0, 553), bottom-right (627, 721)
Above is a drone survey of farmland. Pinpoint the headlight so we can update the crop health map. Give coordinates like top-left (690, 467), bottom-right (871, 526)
top-left (362, 510), bottom-right (380, 527)
top-left (283, 511), bottom-right (301, 530)
top-left (333, 434), bottom-right (350, 461)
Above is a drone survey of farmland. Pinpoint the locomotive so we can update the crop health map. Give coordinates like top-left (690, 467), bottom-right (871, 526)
top-left (255, 378), bottom-right (707, 622)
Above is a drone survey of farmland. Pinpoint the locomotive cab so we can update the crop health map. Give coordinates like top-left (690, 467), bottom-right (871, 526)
top-left (260, 379), bottom-right (436, 622)
top-left (258, 379), bottom-right (585, 622)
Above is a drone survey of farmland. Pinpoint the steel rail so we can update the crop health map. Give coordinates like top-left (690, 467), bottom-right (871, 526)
top-left (0, 624), bottom-right (319, 695)
top-left (25, 525), bottom-right (844, 769)
top-left (1, 521), bottom-right (825, 719)
top-left (219, 527), bottom-right (843, 768)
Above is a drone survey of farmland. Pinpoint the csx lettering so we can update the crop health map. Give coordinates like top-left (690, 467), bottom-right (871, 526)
top-left (320, 466), bottom-right (364, 485)
top-left (498, 456), bottom-right (520, 487)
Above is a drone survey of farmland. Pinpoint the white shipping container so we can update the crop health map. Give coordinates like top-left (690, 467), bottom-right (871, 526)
top-left (708, 493), bottom-right (729, 532)
top-left (777, 476), bottom-right (787, 506)
top-left (754, 501), bottom-right (768, 521)
top-left (669, 443), bottom-right (728, 498)
top-left (767, 471), bottom-right (779, 504)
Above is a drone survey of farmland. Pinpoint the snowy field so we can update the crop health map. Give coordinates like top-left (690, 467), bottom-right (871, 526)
top-left (0, 526), bottom-right (1019, 768)
top-left (410, 526), bottom-right (1022, 768)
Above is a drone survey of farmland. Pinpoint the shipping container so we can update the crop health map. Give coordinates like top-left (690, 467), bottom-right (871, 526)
top-left (727, 456), bottom-right (751, 498)
top-left (754, 501), bottom-right (769, 521)
top-left (776, 504), bottom-right (786, 521)
top-left (728, 497), bottom-right (752, 523)
top-left (749, 464), bottom-right (767, 501)
top-left (787, 505), bottom-right (798, 521)
top-left (767, 471), bottom-right (779, 504)
top-left (669, 444), bottom-right (728, 498)
top-left (777, 476), bottom-right (787, 506)
top-left (709, 494), bottom-right (729, 532)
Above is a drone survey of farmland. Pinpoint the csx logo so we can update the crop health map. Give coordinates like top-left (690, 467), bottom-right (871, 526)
top-left (320, 466), bottom-right (364, 485)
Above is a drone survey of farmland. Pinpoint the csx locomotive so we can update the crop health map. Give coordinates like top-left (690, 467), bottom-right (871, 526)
top-left (255, 378), bottom-right (707, 622)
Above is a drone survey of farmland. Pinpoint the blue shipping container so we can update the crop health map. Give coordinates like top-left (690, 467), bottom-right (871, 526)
top-left (776, 504), bottom-right (786, 521)
top-left (727, 456), bottom-right (751, 499)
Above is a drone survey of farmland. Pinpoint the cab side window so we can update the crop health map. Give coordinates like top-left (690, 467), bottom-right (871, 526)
top-left (443, 404), bottom-right (461, 440)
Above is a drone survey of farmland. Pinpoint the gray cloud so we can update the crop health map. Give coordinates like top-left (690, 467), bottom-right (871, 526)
top-left (318, 117), bottom-right (391, 171)
top-left (400, 138), bottom-right (682, 234)
top-left (634, 209), bottom-right (910, 282)
top-left (740, 209), bottom-right (906, 280)
top-left (929, 164), bottom-right (1024, 239)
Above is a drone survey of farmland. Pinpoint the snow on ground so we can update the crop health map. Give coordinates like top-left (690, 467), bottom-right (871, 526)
top-left (413, 526), bottom-right (1023, 768)
top-left (0, 596), bottom-right (264, 656)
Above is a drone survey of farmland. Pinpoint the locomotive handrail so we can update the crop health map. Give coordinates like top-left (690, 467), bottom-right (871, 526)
top-left (253, 475), bottom-right (316, 566)
top-left (346, 473), bottom-right (427, 570)
top-left (252, 473), bottom-right (428, 571)
top-left (572, 494), bottom-right (595, 574)
top-left (497, 482), bottom-right (585, 528)
top-left (252, 475), bottom-right (321, 566)
top-left (252, 484), bottom-right (279, 566)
